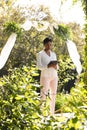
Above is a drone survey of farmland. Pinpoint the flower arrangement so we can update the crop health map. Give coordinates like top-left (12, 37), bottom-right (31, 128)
top-left (3, 21), bottom-right (23, 37)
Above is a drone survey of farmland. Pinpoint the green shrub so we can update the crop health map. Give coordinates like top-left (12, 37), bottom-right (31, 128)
top-left (3, 21), bottom-right (23, 37)
top-left (0, 66), bottom-right (87, 130)
top-left (55, 81), bottom-right (87, 129)
top-left (0, 66), bottom-right (41, 129)
top-left (55, 94), bottom-right (67, 113)
top-left (0, 66), bottom-right (62, 130)
top-left (58, 58), bottom-right (77, 92)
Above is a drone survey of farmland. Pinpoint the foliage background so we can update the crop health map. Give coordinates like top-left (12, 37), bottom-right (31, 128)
top-left (0, 0), bottom-right (87, 129)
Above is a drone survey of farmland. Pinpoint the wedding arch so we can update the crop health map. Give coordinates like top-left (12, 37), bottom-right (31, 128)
top-left (0, 20), bottom-right (82, 75)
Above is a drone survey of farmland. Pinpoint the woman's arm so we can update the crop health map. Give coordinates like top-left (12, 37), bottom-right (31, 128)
top-left (37, 53), bottom-right (46, 70)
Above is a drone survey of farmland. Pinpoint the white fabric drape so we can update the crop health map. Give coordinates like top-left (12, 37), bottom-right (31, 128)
top-left (21, 20), bottom-right (32, 31)
top-left (66, 40), bottom-right (82, 74)
top-left (21, 20), bottom-right (50, 32)
top-left (0, 33), bottom-right (17, 69)
top-left (34, 21), bottom-right (49, 31)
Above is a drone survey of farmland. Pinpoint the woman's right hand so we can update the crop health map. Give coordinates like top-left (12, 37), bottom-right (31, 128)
top-left (48, 64), bottom-right (57, 69)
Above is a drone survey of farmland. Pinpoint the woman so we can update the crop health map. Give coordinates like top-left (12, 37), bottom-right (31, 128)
top-left (37, 37), bottom-right (59, 115)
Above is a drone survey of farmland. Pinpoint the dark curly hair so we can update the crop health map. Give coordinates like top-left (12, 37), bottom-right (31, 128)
top-left (43, 37), bottom-right (52, 45)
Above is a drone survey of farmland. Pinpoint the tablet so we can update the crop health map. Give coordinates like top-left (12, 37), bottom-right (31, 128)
top-left (47, 60), bottom-right (58, 67)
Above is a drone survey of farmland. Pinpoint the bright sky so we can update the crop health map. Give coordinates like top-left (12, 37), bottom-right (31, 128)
top-left (15, 0), bottom-right (85, 27)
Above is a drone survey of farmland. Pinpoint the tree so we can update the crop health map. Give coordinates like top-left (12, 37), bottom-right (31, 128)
top-left (82, 0), bottom-right (87, 88)
top-left (0, 1), bottom-right (55, 70)
top-left (0, 0), bottom-right (85, 79)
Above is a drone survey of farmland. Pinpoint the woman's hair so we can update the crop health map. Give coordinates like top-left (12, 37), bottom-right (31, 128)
top-left (43, 37), bottom-right (52, 45)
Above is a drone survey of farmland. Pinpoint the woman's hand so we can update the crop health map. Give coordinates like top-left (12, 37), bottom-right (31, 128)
top-left (48, 64), bottom-right (57, 69)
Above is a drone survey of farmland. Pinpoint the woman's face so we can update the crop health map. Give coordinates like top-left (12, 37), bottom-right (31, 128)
top-left (44, 42), bottom-right (52, 50)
